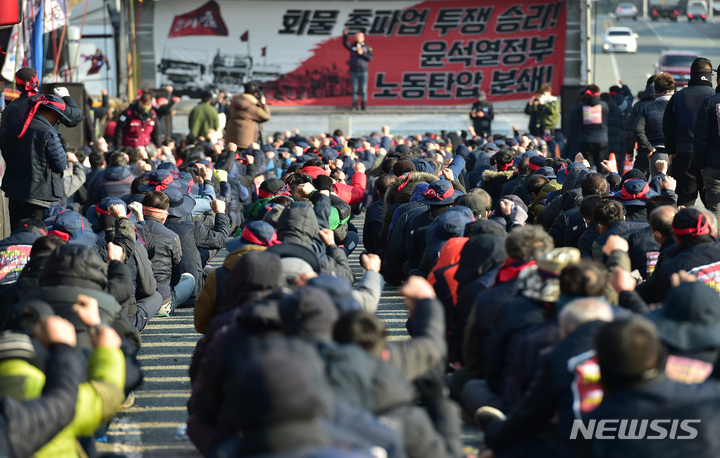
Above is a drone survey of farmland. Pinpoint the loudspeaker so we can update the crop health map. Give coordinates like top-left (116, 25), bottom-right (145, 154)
top-left (561, 84), bottom-right (585, 136)
top-left (41, 82), bottom-right (87, 149)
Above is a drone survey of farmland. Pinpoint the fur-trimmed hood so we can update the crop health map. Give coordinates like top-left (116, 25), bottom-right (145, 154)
top-left (481, 169), bottom-right (515, 182)
top-left (384, 172), bottom-right (439, 208)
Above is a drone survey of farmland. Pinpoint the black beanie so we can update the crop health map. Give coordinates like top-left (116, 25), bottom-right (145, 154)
top-left (313, 175), bottom-right (334, 192)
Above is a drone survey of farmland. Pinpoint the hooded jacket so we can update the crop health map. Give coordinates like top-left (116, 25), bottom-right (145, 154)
top-left (481, 168), bottom-right (515, 208)
top-left (87, 166), bottom-right (135, 206)
top-left (529, 180), bottom-right (563, 224)
top-left (194, 244), bottom-right (267, 334)
top-left (276, 201), bottom-right (354, 285)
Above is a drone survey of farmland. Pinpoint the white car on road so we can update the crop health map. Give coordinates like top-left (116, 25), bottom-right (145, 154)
top-left (615, 2), bottom-right (639, 20)
top-left (602, 27), bottom-right (639, 54)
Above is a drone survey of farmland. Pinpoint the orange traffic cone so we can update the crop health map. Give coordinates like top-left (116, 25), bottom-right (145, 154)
top-left (608, 152), bottom-right (619, 174)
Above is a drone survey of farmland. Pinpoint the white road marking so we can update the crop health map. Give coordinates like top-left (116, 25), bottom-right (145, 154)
top-left (645, 21), bottom-right (665, 42)
top-left (610, 52), bottom-right (621, 83)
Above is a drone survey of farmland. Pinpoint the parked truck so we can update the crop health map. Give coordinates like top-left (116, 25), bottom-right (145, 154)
top-left (650, 0), bottom-right (680, 20)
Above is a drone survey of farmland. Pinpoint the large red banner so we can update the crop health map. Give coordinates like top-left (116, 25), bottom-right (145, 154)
top-left (155, 0), bottom-right (566, 106)
top-left (263, 1), bottom-right (566, 106)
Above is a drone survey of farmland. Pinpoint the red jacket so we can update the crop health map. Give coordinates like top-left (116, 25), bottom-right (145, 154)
top-left (115, 105), bottom-right (159, 148)
top-left (300, 166), bottom-right (367, 205)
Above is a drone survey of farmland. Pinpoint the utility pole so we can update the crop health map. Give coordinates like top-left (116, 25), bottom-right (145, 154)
top-left (582, 0), bottom-right (593, 85)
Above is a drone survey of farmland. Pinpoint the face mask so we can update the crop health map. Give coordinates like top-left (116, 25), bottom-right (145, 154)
top-left (139, 104), bottom-right (152, 114)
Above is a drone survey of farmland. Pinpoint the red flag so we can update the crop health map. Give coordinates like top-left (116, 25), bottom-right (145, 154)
top-left (261, 47), bottom-right (267, 57)
top-left (240, 31), bottom-right (249, 42)
top-left (168, 0), bottom-right (228, 38)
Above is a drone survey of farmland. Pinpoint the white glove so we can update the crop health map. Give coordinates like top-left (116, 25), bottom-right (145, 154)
top-left (127, 201), bottom-right (144, 222)
top-left (53, 87), bottom-right (70, 98)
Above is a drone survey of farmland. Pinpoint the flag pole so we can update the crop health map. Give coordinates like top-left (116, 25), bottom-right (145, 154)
top-left (71, 0), bottom-right (90, 82)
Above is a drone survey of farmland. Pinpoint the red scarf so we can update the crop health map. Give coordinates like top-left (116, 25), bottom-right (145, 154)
top-left (18, 96), bottom-right (66, 138)
top-left (496, 258), bottom-right (536, 284)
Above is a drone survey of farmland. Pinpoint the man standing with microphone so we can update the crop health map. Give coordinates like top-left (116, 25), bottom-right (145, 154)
top-left (343, 29), bottom-right (373, 111)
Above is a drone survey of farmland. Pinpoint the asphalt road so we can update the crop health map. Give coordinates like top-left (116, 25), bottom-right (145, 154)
top-left (592, 14), bottom-right (720, 96)
top-left (96, 219), bottom-right (483, 457)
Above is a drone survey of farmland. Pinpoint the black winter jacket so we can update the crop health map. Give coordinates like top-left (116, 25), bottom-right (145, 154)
top-left (578, 96), bottom-right (609, 144)
top-left (2, 115), bottom-right (67, 204)
top-left (383, 203), bottom-right (427, 285)
top-left (166, 213), bottom-right (230, 303)
top-left (362, 198), bottom-right (386, 255)
top-left (463, 274), bottom-right (522, 379)
top-left (634, 95), bottom-right (672, 155)
top-left (143, 217), bottom-right (183, 299)
top-left (605, 97), bottom-right (625, 154)
top-left (693, 86), bottom-right (720, 170)
top-left (590, 376), bottom-right (720, 458)
top-left (625, 82), bottom-right (655, 154)
top-left (636, 236), bottom-right (720, 303)
top-left (485, 321), bottom-right (606, 458)
top-left (663, 80), bottom-right (715, 155)
top-left (485, 295), bottom-right (553, 397)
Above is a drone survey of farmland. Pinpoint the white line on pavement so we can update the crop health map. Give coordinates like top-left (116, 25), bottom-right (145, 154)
top-left (610, 52), bottom-right (621, 83)
top-left (645, 21), bottom-right (665, 42)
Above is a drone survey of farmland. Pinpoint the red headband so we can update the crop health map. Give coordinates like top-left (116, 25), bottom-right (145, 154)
top-left (48, 230), bottom-right (70, 242)
top-left (673, 214), bottom-right (712, 237)
top-left (422, 185), bottom-right (454, 201)
top-left (393, 173), bottom-right (414, 197)
top-left (528, 162), bottom-right (542, 172)
top-left (241, 227), bottom-right (281, 246)
top-left (18, 96), bottom-right (67, 138)
top-left (15, 74), bottom-right (38, 95)
top-left (149, 175), bottom-right (174, 191)
top-left (257, 184), bottom-right (291, 199)
top-left (621, 180), bottom-right (650, 200)
top-left (497, 161), bottom-right (513, 171)
top-left (585, 89), bottom-right (599, 97)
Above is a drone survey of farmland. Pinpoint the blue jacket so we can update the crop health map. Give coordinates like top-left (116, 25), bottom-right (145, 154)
top-left (2, 115), bottom-right (67, 203)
